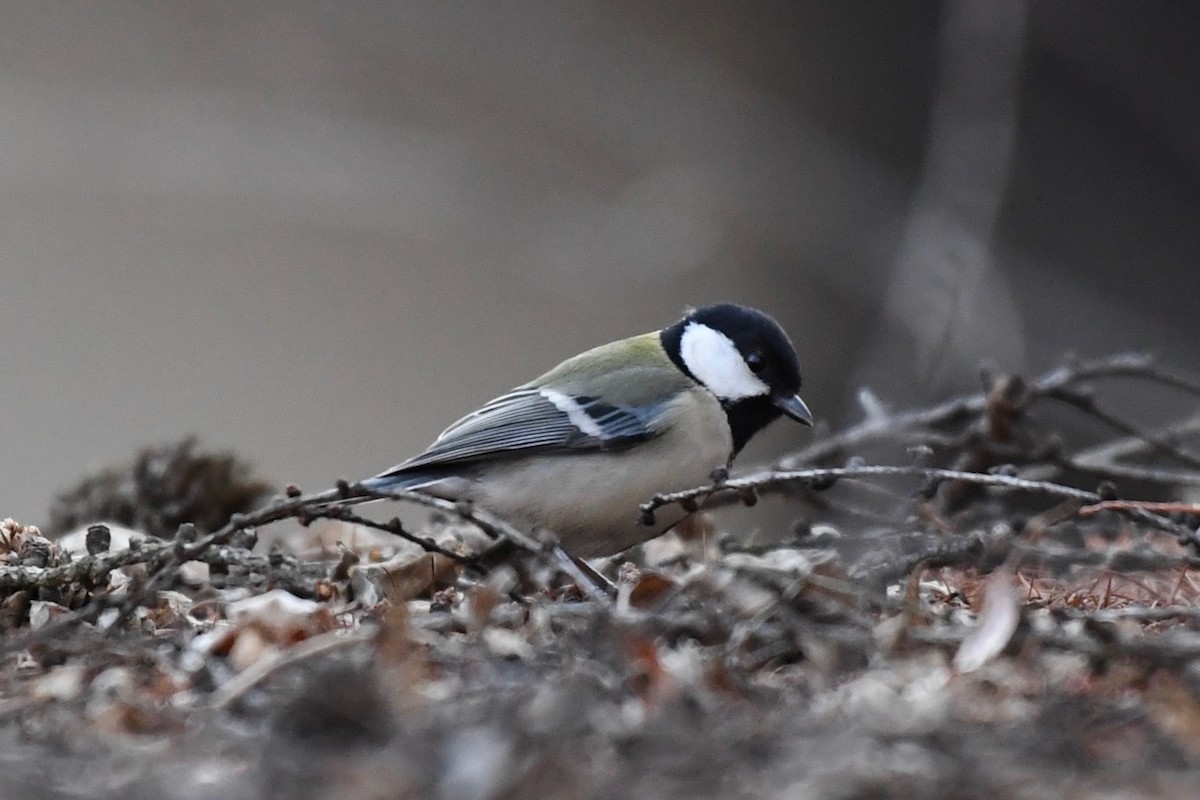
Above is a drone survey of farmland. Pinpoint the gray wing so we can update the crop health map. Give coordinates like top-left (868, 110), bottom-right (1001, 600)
top-left (373, 388), bottom-right (662, 478)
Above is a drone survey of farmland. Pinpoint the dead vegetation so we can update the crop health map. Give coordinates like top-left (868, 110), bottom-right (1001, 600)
top-left (4, 353), bottom-right (1200, 799)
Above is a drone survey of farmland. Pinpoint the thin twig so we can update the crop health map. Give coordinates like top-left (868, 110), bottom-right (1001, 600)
top-left (1044, 389), bottom-right (1200, 471)
top-left (1080, 500), bottom-right (1200, 517)
top-left (300, 506), bottom-right (475, 565)
top-left (1055, 458), bottom-right (1200, 489)
top-left (646, 465), bottom-right (1101, 511)
top-left (1070, 413), bottom-right (1200, 470)
top-left (299, 485), bottom-right (615, 604)
top-left (780, 353), bottom-right (1162, 467)
top-left (781, 353), bottom-right (1200, 469)
top-left (641, 464), bottom-right (1198, 544)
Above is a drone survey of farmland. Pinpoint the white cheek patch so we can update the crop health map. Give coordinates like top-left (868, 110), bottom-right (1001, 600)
top-left (679, 322), bottom-right (770, 401)
top-left (541, 389), bottom-right (605, 438)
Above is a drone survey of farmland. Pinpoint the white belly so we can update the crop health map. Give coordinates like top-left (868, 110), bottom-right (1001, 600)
top-left (465, 390), bottom-right (732, 557)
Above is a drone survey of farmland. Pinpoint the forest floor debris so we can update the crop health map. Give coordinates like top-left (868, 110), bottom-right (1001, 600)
top-left (4, 353), bottom-right (1200, 799)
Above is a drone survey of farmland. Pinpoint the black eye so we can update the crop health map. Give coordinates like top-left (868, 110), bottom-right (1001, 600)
top-left (746, 352), bottom-right (765, 373)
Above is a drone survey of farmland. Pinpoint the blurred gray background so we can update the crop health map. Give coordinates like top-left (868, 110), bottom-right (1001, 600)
top-left (3, 1), bottom-right (1198, 525)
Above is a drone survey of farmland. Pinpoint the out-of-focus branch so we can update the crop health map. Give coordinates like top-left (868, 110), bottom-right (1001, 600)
top-left (783, 352), bottom-right (1168, 467)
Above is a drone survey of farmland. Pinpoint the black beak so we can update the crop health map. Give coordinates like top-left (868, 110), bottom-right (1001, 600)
top-left (772, 393), bottom-right (813, 426)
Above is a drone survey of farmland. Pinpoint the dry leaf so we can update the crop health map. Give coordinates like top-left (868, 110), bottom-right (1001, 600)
top-left (626, 634), bottom-right (674, 706)
top-left (350, 552), bottom-right (460, 605)
top-left (953, 572), bottom-right (1020, 673)
top-left (627, 573), bottom-right (675, 609)
top-left (227, 627), bottom-right (275, 672)
top-left (29, 600), bottom-right (69, 630)
top-left (1147, 670), bottom-right (1200, 760)
top-left (226, 589), bottom-right (322, 636)
top-left (222, 589), bottom-right (334, 662)
top-left (482, 627), bottom-right (535, 661)
top-left (466, 568), bottom-right (517, 629)
top-left (32, 665), bottom-right (86, 702)
top-left (0, 591), bottom-right (31, 630)
top-left (374, 604), bottom-right (434, 700)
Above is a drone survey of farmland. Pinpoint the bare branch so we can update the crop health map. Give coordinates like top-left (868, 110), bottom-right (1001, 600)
top-left (781, 352), bottom-right (1200, 468)
top-left (642, 464), bottom-right (1198, 547)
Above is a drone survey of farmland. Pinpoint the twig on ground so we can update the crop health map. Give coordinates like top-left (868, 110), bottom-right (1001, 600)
top-left (299, 505), bottom-right (475, 565)
top-left (340, 486), bottom-right (614, 604)
top-left (1044, 389), bottom-right (1200, 471)
top-left (781, 353), bottom-right (1200, 469)
top-left (850, 527), bottom-right (1004, 587)
top-left (0, 478), bottom-right (616, 646)
top-left (1050, 413), bottom-right (1200, 487)
top-left (1053, 458), bottom-right (1200, 489)
top-left (645, 465), bottom-right (1105, 512)
top-left (781, 353), bottom-right (1162, 467)
top-left (1080, 500), bottom-right (1200, 517)
top-left (642, 464), bottom-right (1198, 544)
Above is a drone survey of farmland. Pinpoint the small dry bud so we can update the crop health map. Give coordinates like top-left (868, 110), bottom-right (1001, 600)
top-left (85, 524), bottom-right (111, 556)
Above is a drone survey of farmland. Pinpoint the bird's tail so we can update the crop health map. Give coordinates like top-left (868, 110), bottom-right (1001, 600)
top-left (281, 470), bottom-right (455, 518)
top-left (360, 469), bottom-right (452, 495)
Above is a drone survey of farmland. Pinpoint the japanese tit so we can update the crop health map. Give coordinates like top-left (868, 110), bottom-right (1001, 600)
top-left (362, 303), bottom-right (812, 558)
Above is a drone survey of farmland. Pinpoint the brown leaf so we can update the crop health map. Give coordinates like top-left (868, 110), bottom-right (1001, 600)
top-left (219, 589), bottom-right (336, 669)
top-left (29, 600), bottom-right (69, 630)
top-left (351, 553), bottom-right (460, 605)
top-left (672, 511), bottom-right (716, 544)
top-left (704, 658), bottom-right (745, 700)
top-left (628, 573), bottom-right (676, 609)
top-left (374, 603), bottom-right (432, 696)
top-left (467, 582), bottom-right (503, 630)
top-left (626, 635), bottom-right (674, 706)
top-left (0, 591), bottom-right (30, 630)
top-left (227, 627), bottom-right (275, 672)
top-left (226, 589), bottom-right (328, 641)
top-left (1147, 670), bottom-right (1200, 760)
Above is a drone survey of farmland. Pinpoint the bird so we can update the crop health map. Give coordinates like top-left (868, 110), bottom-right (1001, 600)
top-left (360, 303), bottom-right (812, 558)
